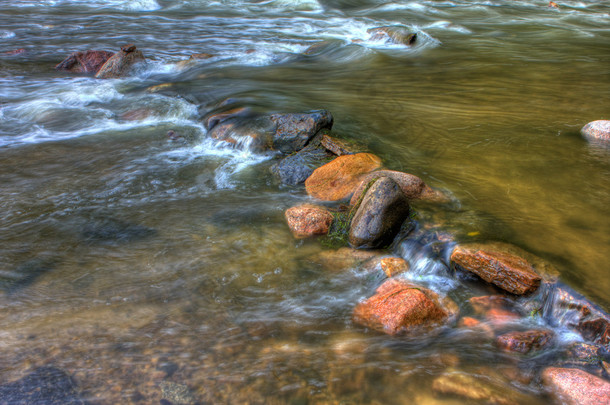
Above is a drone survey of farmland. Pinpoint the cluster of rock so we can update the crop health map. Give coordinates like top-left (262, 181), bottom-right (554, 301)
top-left (243, 108), bottom-right (610, 404)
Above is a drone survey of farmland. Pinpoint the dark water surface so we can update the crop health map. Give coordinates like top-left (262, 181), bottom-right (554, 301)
top-left (1, 0), bottom-right (609, 403)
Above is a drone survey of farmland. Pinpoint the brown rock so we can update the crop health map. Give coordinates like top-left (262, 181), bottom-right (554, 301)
top-left (5, 48), bottom-right (26, 56)
top-left (352, 278), bottom-right (457, 335)
top-left (305, 153), bottom-right (382, 201)
top-left (542, 367), bottom-right (610, 405)
top-left (459, 317), bottom-right (481, 328)
top-left (496, 330), bottom-right (553, 354)
top-left (349, 176), bottom-right (411, 249)
top-left (470, 295), bottom-right (516, 314)
top-left (313, 247), bottom-right (383, 271)
top-left (548, 286), bottom-right (610, 346)
top-left (581, 120), bottom-right (610, 142)
top-left (485, 308), bottom-right (521, 326)
top-left (380, 257), bottom-right (409, 277)
top-left (367, 26), bottom-right (417, 46)
top-left (349, 170), bottom-right (445, 205)
top-left (432, 371), bottom-right (532, 405)
top-left (320, 134), bottom-right (365, 156)
top-left (95, 44), bottom-right (145, 79)
top-left (55, 50), bottom-right (114, 74)
top-left (206, 115), bottom-right (274, 151)
top-left (285, 204), bottom-right (333, 238)
top-left (549, 1), bottom-right (559, 8)
top-left (451, 245), bottom-right (541, 295)
top-left (203, 107), bottom-right (250, 131)
top-left (270, 110), bottom-right (333, 153)
top-left (121, 108), bottom-right (153, 121)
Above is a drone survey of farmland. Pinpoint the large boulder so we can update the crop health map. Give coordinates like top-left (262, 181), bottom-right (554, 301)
top-left (542, 367), bottom-right (610, 405)
top-left (496, 330), bottom-right (554, 354)
top-left (367, 26), bottom-right (417, 46)
top-left (95, 44), bottom-right (146, 79)
top-left (55, 50), bottom-right (114, 74)
top-left (581, 120), bottom-right (610, 143)
top-left (352, 278), bottom-right (457, 335)
top-left (349, 176), bottom-right (411, 249)
top-left (304, 153), bottom-right (382, 201)
top-left (270, 110), bottom-right (333, 153)
top-left (451, 245), bottom-right (542, 295)
top-left (349, 170), bottom-right (445, 205)
top-left (285, 204), bottom-right (334, 238)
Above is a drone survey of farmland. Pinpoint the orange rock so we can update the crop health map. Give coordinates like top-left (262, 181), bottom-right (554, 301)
top-left (458, 317), bottom-right (481, 328)
top-left (548, 1), bottom-right (559, 8)
top-left (353, 278), bottom-right (457, 335)
top-left (349, 170), bottom-right (445, 205)
top-left (304, 153), bottom-right (382, 201)
top-left (451, 246), bottom-right (541, 295)
top-left (380, 257), bottom-right (410, 277)
top-left (542, 367), bottom-right (610, 405)
top-left (285, 204), bottom-right (333, 238)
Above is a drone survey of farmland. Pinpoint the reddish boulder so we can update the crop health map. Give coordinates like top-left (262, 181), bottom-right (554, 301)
top-left (581, 120), bottom-right (610, 143)
top-left (270, 110), bottom-right (333, 153)
top-left (305, 153), bottom-right (382, 201)
top-left (348, 176), bottom-right (411, 249)
top-left (349, 170), bottom-right (445, 205)
top-left (352, 278), bottom-right (457, 335)
top-left (451, 245), bottom-right (541, 295)
top-left (95, 44), bottom-right (145, 79)
top-left (380, 257), bottom-right (409, 277)
top-left (55, 50), bottom-right (114, 74)
top-left (285, 204), bottom-right (333, 238)
top-left (542, 367), bottom-right (610, 405)
top-left (496, 330), bottom-right (553, 354)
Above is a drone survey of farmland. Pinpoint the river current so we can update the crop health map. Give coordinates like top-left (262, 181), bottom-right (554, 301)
top-left (0, 0), bottom-right (609, 403)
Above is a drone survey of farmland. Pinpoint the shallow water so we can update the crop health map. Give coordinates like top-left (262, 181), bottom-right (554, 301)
top-left (0, 0), bottom-right (609, 403)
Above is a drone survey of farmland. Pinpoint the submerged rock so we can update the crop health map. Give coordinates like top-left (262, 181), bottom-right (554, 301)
top-left (176, 52), bottom-right (214, 68)
top-left (0, 366), bottom-right (86, 405)
top-left (451, 244), bottom-right (542, 295)
top-left (5, 48), bottom-right (26, 56)
top-left (81, 217), bottom-right (156, 244)
top-left (432, 371), bottom-right (532, 405)
top-left (55, 50), bottom-right (114, 74)
top-left (304, 153), bottom-right (382, 201)
top-left (312, 247), bottom-right (383, 271)
top-left (1, 257), bottom-right (58, 294)
top-left (367, 26), bottom-right (417, 46)
top-left (379, 257), bottom-right (410, 277)
top-left (285, 204), bottom-right (334, 238)
top-left (349, 170), bottom-right (445, 205)
top-left (95, 44), bottom-right (145, 79)
top-left (353, 278), bottom-right (457, 335)
top-left (581, 120), bottom-right (610, 143)
top-left (206, 114), bottom-right (275, 150)
top-left (496, 329), bottom-right (554, 354)
top-left (160, 381), bottom-right (195, 405)
top-left (349, 176), bottom-right (411, 249)
top-left (542, 367), bottom-right (610, 405)
top-left (270, 110), bottom-right (333, 153)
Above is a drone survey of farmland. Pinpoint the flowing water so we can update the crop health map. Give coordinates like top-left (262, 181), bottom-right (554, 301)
top-left (0, 0), bottom-right (609, 403)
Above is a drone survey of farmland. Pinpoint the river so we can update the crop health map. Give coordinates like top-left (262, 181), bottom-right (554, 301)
top-left (0, 0), bottom-right (609, 403)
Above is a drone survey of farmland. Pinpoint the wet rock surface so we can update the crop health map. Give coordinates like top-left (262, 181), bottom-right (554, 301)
top-left (581, 120), bottom-right (610, 143)
top-left (55, 50), bottom-right (114, 74)
top-left (451, 244), bottom-right (542, 295)
top-left (285, 204), bottom-right (334, 238)
top-left (305, 153), bottom-right (382, 201)
top-left (379, 257), bottom-right (410, 277)
top-left (0, 366), bottom-right (86, 405)
top-left (367, 26), bottom-right (417, 46)
top-left (270, 110), bottom-right (333, 153)
top-left (95, 44), bottom-right (146, 79)
top-left (349, 169), bottom-right (444, 205)
top-left (542, 367), bottom-right (610, 405)
top-left (320, 134), bottom-right (365, 156)
top-left (353, 278), bottom-right (457, 335)
top-left (496, 329), bottom-right (554, 354)
top-left (271, 139), bottom-right (334, 185)
top-left (349, 176), bottom-right (411, 249)
top-left (312, 247), bottom-right (383, 270)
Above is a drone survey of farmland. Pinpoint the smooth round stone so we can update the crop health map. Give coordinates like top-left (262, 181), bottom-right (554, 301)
top-left (581, 120), bottom-right (610, 142)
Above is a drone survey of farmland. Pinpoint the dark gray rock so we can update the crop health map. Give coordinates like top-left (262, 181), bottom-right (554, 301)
top-left (0, 366), bottom-right (87, 405)
top-left (270, 139), bottom-right (334, 185)
top-left (270, 110), bottom-right (333, 153)
top-left (349, 176), bottom-right (411, 249)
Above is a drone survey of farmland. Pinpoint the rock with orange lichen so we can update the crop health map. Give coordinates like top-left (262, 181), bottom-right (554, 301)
top-left (305, 153), bottom-right (383, 201)
top-left (285, 204), bottom-right (333, 238)
top-left (353, 278), bottom-right (457, 336)
top-left (451, 245), bottom-right (541, 295)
